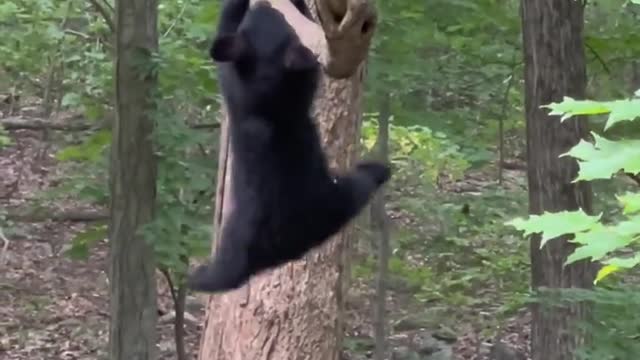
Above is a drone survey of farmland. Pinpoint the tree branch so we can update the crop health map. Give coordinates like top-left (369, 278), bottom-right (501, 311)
top-left (585, 42), bottom-right (610, 74)
top-left (6, 207), bottom-right (109, 223)
top-left (160, 268), bottom-right (188, 360)
top-left (0, 228), bottom-right (9, 266)
top-left (101, 0), bottom-right (114, 13)
top-left (1, 116), bottom-right (98, 131)
top-left (1, 116), bottom-right (219, 132)
top-left (161, 268), bottom-right (179, 304)
top-left (88, 0), bottom-right (115, 32)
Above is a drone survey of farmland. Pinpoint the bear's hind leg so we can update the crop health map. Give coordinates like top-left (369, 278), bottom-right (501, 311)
top-left (187, 215), bottom-right (254, 293)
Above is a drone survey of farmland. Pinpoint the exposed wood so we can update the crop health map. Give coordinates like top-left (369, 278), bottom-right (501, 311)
top-left (0, 116), bottom-right (219, 132)
top-left (1, 116), bottom-right (100, 131)
top-left (500, 159), bottom-right (527, 171)
top-left (5, 207), bottom-right (109, 223)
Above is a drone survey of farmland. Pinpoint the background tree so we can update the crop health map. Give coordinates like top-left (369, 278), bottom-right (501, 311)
top-left (108, 0), bottom-right (159, 358)
top-left (520, 0), bottom-right (595, 359)
top-left (3, 0), bottom-right (640, 359)
top-left (371, 93), bottom-right (391, 360)
top-left (196, 0), bottom-right (377, 359)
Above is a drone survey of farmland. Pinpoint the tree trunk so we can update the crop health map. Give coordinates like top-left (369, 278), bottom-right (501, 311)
top-left (521, 1), bottom-right (595, 359)
top-left (196, 0), bottom-right (374, 359)
top-left (371, 94), bottom-right (390, 360)
top-left (108, 0), bottom-right (158, 359)
top-left (631, 61), bottom-right (640, 93)
top-left (197, 78), bottom-right (362, 360)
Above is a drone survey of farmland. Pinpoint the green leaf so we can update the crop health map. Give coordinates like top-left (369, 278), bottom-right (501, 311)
top-left (61, 92), bottom-right (81, 107)
top-left (603, 99), bottom-right (640, 129)
top-left (615, 216), bottom-right (640, 236)
top-left (63, 225), bottom-right (107, 260)
top-left (618, 192), bottom-right (640, 215)
top-left (562, 132), bottom-right (640, 181)
top-left (0, 126), bottom-right (11, 147)
top-left (543, 97), bottom-right (640, 130)
top-left (604, 255), bottom-right (640, 269)
top-left (506, 210), bottom-right (601, 248)
top-left (592, 255), bottom-right (640, 284)
top-left (544, 97), bottom-right (611, 120)
top-left (565, 225), bottom-right (634, 264)
top-left (594, 264), bottom-right (620, 284)
top-left (56, 129), bottom-right (111, 161)
top-left (0, 2), bottom-right (19, 20)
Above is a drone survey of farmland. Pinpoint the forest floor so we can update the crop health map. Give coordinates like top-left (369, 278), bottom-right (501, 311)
top-left (0, 110), bottom-right (531, 360)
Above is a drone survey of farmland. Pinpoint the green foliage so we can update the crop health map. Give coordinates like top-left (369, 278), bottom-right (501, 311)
top-left (1, 0), bottom-right (222, 282)
top-left (356, 186), bottom-right (531, 326)
top-left (56, 129), bottom-right (111, 162)
top-left (532, 286), bottom-right (640, 360)
top-left (361, 115), bottom-right (469, 184)
top-left (618, 192), bottom-right (640, 214)
top-left (577, 292), bottom-right (640, 360)
top-left (4, 0), bottom-right (638, 351)
top-left (137, 0), bottom-right (222, 279)
top-left (507, 211), bottom-right (603, 249)
top-left (0, 125), bottom-right (10, 147)
top-left (365, 0), bottom-right (523, 165)
top-left (506, 0), bottom-right (640, 354)
top-left (140, 99), bottom-right (218, 278)
top-left (545, 96), bottom-right (640, 130)
top-left (564, 133), bottom-right (640, 181)
top-left (508, 92), bottom-right (640, 283)
top-left (0, 0), bottom-right (113, 115)
top-left (63, 224), bottom-right (108, 260)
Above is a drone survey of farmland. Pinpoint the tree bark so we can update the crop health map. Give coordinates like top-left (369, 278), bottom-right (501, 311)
top-left (371, 93), bottom-right (390, 360)
top-left (521, 1), bottom-right (595, 359)
top-left (108, 0), bottom-right (158, 359)
top-left (196, 1), bottom-right (374, 359)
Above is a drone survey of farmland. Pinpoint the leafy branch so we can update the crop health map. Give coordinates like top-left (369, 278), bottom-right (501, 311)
top-left (88, 0), bottom-right (115, 32)
top-left (508, 92), bottom-right (640, 283)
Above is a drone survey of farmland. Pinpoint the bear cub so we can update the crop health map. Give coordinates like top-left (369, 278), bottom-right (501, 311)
top-left (187, 0), bottom-right (391, 293)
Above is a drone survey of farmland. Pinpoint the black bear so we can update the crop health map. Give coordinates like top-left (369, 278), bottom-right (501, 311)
top-left (187, 0), bottom-right (391, 293)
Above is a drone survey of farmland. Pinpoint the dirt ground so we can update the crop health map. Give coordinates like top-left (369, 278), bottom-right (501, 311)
top-left (0, 122), bottom-right (529, 360)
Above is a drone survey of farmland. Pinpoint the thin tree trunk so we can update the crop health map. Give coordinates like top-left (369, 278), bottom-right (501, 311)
top-left (174, 284), bottom-right (188, 360)
top-left (372, 93), bottom-right (390, 360)
top-left (631, 61), bottom-right (639, 93)
top-left (108, 0), bottom-right (158, 358)
top-left (521, 0), bottom-right (595, 359)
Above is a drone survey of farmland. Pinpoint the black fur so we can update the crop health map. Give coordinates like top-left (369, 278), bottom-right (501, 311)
top-left (187, 0), bottom-right (391, 293)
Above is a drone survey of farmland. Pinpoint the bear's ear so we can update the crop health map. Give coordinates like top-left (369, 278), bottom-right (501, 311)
top-left (283, 42), bottom-right (317, 71)
top-left (210, 34), bottom-right (248, 62)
